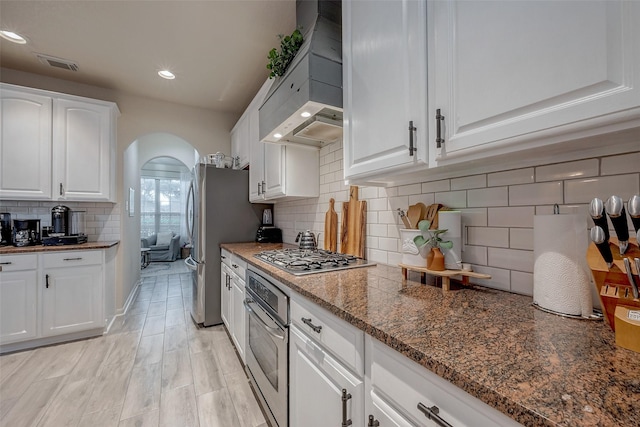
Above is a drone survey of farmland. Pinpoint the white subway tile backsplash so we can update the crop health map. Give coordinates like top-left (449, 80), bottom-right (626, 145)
top-left (461, 245), bottom-right (487, 265)
top-left (601, 152), bottom-right (640, 175)
top-left (536, 159), bottom-right (599, 182)
top-left (366, 211), bottom-right (378, 224)
top-left (378, 210), bottom-right (396, 224)
top-left (366, 236), bottom-right (379, 249)
top-left (451, 174), bottom-right (486, 190)
top-left (408, 194), bottom-right (435, 206)
top-left (387, 252), bottom-right (403, 266)
top-left (386, 196), bottom-right (408, 211)
top-left (398, 183), bottom-right (422, 196)
top-left (435, 191), bottom-right (467, 208)
top-left (470, 266), bottom-right (511, 291)
top-left (487, 168), bottom-right (534, 187)
top-left (467, 187), bottom-right (508, 207)
top-left (509, 228), bottom-right (534, 250)
top-left (488, 207), bottom-right (534, 228)
top-left (367, 249), bottom-right (388, 264)
top-left (387, 225), bottom-right (400, 239)
top-left (564, 174), bottom-right (640, 204)
top-left (368, 224), bottom-right (387, 237)
top-left (379, 237), bottom-right (399, 252)
top-left (360, 186), bottom-right (379, 199)
top-left (467, 227), bottom-right (509, 247)
top-left (368, 197), bottom-right (389, 212)
top-left (460, 208), bottom-right (488, 227)
top-left (510, 271), bottom-right (533, 295)
top-left (488, 247), bottom-right (534, 273)
top-left (422, 180), bottom-right (450, 193)
top-left (509, 182), bottom-right (563, 206)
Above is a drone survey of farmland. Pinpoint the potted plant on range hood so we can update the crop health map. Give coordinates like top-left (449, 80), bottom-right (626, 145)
top-left (266, 28), bottom-right (303, 78)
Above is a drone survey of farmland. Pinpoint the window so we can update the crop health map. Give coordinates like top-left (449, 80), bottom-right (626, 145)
top-left (140, 177), bottom-right (183, 237)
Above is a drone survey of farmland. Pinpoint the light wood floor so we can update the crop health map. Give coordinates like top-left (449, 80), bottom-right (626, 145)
top-left (0, 267), bottom-right (268, 427)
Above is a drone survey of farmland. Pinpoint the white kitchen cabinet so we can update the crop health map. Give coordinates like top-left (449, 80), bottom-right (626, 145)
top-left (430, 1), bottom-right (640, 165)
top-left (221, 263), bottom-right (232, 329)
top-left (231, 113), bottom-right (250, 170)
top-left (365, 336), bottom-right (522, 427)
top-left (0, 254), bottom-right (38, 345)
top-left (0, 83), bottom-right (118, 202)
top-left (221, 251), bottom-right (246, 363)
top-left (230, 270), bottom-right (245, 363)
top-left (53, 98), bottom-right (116, 201)
top-left (342, 0), bottom-right (429, 182)
top-left (41, 251), bottom-right (104, 337)
top-left (0, 87), bottom-right (53, 199)
top-left (290, 324), bottom-right (364, 427)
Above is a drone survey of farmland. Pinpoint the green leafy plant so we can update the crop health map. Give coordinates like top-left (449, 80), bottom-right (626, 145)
top-left (267, 28), bottom-right (304, 78)
top-left (413, 220), bottom-right (453, 250)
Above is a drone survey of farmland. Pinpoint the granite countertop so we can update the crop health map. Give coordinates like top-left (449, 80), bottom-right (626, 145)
top-left (0, 241), bottom-right (119, 255)
top-left (221, 242), bottom-right (640, 427)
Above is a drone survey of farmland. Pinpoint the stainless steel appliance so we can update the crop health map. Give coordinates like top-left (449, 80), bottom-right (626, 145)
top-left (51, 205), bottom-right (71, 236)
top-left (43, 206), bottom-right (87, 246)
top-left (256, 226), bottom-right (282, 243)
top-left (244, 269), bottom-right (289, 427)
top-left (255, 248), bottom-right (375, 276)
top-left (185, 163), bottom-right (270, 326)
top-left (12, 219), bottom-right (40, 247)
top-left (0, 213), bottom-right (11, 246)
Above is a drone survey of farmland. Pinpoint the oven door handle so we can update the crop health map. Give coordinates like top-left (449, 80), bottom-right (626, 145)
top-left (244, 299), bottom-right (286, 341)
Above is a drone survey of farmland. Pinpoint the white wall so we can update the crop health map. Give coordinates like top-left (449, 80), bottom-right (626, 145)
top-left (275, 141), bottom-right (640, 296)
top-left (1, 67), bottom-right (238, 311)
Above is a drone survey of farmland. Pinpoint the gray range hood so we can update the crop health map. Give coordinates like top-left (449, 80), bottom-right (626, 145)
top-left (259, 0), bottom-right (342, 147)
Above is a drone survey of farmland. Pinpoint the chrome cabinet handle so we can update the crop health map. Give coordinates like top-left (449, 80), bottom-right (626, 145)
top-left (408, 120), bottom-right (417, 156)
top-left (59, 183), bottom-right (64, 195)
top-left (417, 403), bottom-right (453, 427)
top-left (63, 257), bottom-right (83, 261)
top-left (301, 317), bottom-right (322, 333)
top-left (368, 415), bottom-right (380, 427)
top-left (261, 180), bottom-right (266, 194)
top-left (435, 109), bottom-right (445, 148)
top-left (341, 389), bottom-right (352, 427)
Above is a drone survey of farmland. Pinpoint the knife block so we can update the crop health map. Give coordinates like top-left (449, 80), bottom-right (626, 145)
top-left (587, 237), bottom-right (640, 332)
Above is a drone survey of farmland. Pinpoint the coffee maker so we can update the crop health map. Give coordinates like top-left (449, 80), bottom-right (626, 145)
top-left (44, 205), bottom-right (87, 245)
top-left (256, 208), bottom-right (282, 243)
top-left (12, 219), bottom-right (40, 247)
top-left (0, 213), bottom-right (11, 246)
top-left (51, 205), bottom-right (71, 236)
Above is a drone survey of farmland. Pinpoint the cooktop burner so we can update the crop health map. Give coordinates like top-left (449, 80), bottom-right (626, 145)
top-left (255, 248), bottom-right (375, 276)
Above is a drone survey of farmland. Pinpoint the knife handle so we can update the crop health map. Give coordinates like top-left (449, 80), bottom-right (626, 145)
top-left (609, 206), bottom-right (630, 242)
top-left (630, 216), bottom-right (640, 235)
top-left (595, 241), bottom-right (614, 265)
top-left (591, 215), bottom-right (610, 241)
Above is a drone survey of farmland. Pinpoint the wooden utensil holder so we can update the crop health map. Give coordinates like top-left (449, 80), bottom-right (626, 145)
top-left (587, 237), bottom-right (640, 333)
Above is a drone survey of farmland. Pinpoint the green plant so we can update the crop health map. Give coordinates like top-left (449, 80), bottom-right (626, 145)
top-left (267, 28), bottom-right (304, 78)
top-left (413, 220), bottom-right (454, 250)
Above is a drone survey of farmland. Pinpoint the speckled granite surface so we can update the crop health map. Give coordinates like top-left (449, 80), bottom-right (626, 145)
top-left (222, 242), bottom-right (640, 427)
top-left (0, 241), bottom-right (119, 254)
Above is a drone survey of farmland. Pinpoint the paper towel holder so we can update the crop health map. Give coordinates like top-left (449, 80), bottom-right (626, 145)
top-left (532, 302), bottom-right (603, 320)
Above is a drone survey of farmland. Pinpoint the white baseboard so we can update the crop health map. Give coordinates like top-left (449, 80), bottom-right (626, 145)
top-left (105, 279), bottom-right (141, 334)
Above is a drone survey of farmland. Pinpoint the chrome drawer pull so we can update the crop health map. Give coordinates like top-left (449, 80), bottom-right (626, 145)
top-left (63, 257), bottom-right (83, 261)
top-left (417, 403), bottom-right (453, 427)
top-left (341, 389), bottom-right (352, 427)
top-left (301, 317), bottom-right (322, 333)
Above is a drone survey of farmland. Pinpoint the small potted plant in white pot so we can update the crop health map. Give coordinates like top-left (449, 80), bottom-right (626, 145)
top-left (413, 220), bottom-right (453, 271)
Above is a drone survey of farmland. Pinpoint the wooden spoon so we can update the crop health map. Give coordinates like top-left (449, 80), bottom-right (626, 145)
top-left (407, 204), bottom-right (421, 229)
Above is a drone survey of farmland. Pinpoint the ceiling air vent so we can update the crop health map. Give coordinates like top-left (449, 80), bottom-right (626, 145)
top-left (36, 53), bottom-right (79, 72)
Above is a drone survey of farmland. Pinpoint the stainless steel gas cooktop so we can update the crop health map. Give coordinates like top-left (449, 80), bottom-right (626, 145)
top-left (255, 248), bottom-right (375, 276)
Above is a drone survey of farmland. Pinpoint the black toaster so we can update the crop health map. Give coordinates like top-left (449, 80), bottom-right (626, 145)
top-left (256, 226), bottom-right (282, 243)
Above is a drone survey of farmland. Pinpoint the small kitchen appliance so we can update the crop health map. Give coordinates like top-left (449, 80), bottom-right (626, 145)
top-left (43, 206), bottom-right (87, 245)
top-left (12, 219), bottom-right (40, 247)
top-left (51, 205), bottom-right (71, 236)
top-left (256, 226), bottom-right (282, 243)
top-left (0, 213), bottom-right (11, 246)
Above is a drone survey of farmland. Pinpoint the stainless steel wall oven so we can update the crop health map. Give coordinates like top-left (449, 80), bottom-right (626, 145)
top-left (244, 269), bottom-right (289, 427)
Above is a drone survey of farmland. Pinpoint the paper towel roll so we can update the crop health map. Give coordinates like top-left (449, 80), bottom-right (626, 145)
top-left (439, 211), bottom-right (462, 270)
top-left (533, 214), bottom-right (592, 317)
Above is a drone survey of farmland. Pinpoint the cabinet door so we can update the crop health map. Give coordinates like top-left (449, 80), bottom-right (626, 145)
top-left (249, 131), bottom-right (265, 202)
top-left (0, 87), bottom-right (52, 200)
top-left (230, 277), bottom-right (245, 363)
top-left (431, 0), bottom-right (640, 163)
top-left (263, 143), bottom-right (285, 199)
top-left (343, 0), bottom-right (428, 180)
top-left (53, 98), bottom-right (114, 201)
top-left (231, 115), bottom-right (250, 170)
top-left (0, 270), bottom-right (38, 344)
top-left (41, 265), bottom-right (103, 336)
top-left (220, 264), bottom-right (231, 328)
top-left (290, 325), bottom-right (364, 427)
top-left (367, 391), bottom-right (415, 427)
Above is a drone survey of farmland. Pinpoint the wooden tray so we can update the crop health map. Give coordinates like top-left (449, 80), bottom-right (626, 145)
top-left (587, 237), bottom-right (640, 331)
top-left (399, 263), bottom-right (491, 292)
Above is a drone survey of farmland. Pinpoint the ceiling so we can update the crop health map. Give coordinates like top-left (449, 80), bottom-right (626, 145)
top-left (0, 0), bottom-right (296, 114)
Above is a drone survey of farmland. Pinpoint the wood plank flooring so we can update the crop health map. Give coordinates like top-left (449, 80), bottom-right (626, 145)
top-left (0, 266), bottom-right (268, 427)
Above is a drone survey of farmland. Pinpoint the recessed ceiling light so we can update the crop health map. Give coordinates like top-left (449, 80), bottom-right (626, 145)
top-left (158, 70), bottom-right (175, 80)
top-left (0, 30), bottom-right (27, 44)
top-left (273, 133), bottom-right (283, 139)
top-left (300, 111), bottom-right (311, 118)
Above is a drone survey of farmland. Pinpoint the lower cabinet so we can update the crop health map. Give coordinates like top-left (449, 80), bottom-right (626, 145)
top-left (221, 263), bottom-right (232, 329)
top-left (230, 274), bottom-right (245, 363)
top-left (0, 254), bottom-right (38, 345)
top-left (0, 249), bottom-right (108, 353)
top-left (220, 250), bottom-right (247, 364)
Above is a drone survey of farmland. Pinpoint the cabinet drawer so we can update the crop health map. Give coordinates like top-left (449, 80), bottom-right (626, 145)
top-left (221, 248), bottom-right (232, 268)
top-left (43, 250), bottom-right (102, 268)
top-left (0, 254), bottom-right (38, 272)
top-left (368, 336), bottom-right (521, 427)
top-left (230, 254), bottom-right (246, 282)
top-left (291, 296), bottom-right (364, 376)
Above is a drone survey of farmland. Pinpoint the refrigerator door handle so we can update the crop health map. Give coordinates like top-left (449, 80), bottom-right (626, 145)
top-left (186, 180), bottom-right (195, 246)
top-left (184, 255), bottom-right (198, 271)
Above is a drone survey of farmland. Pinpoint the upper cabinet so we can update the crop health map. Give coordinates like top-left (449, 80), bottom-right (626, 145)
top-left (0, 83), bottom-right (119, 201)
top-left (342, 0), bottom-right (640, 185)
top-left (430, 0), bottom-right (640, 166)
top-left (231, 112), bottom-right (250, 170)
top-left (342, 0), bottom-right (428, 182)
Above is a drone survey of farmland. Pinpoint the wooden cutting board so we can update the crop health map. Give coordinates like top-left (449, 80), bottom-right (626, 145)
top-left (324, 198), bottom-right (338, 251)
top-left (341, 186), bottom-right (366, 258)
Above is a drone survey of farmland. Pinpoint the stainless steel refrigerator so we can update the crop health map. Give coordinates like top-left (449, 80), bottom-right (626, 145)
top-left (185, 163), bottom-right (268, 326)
